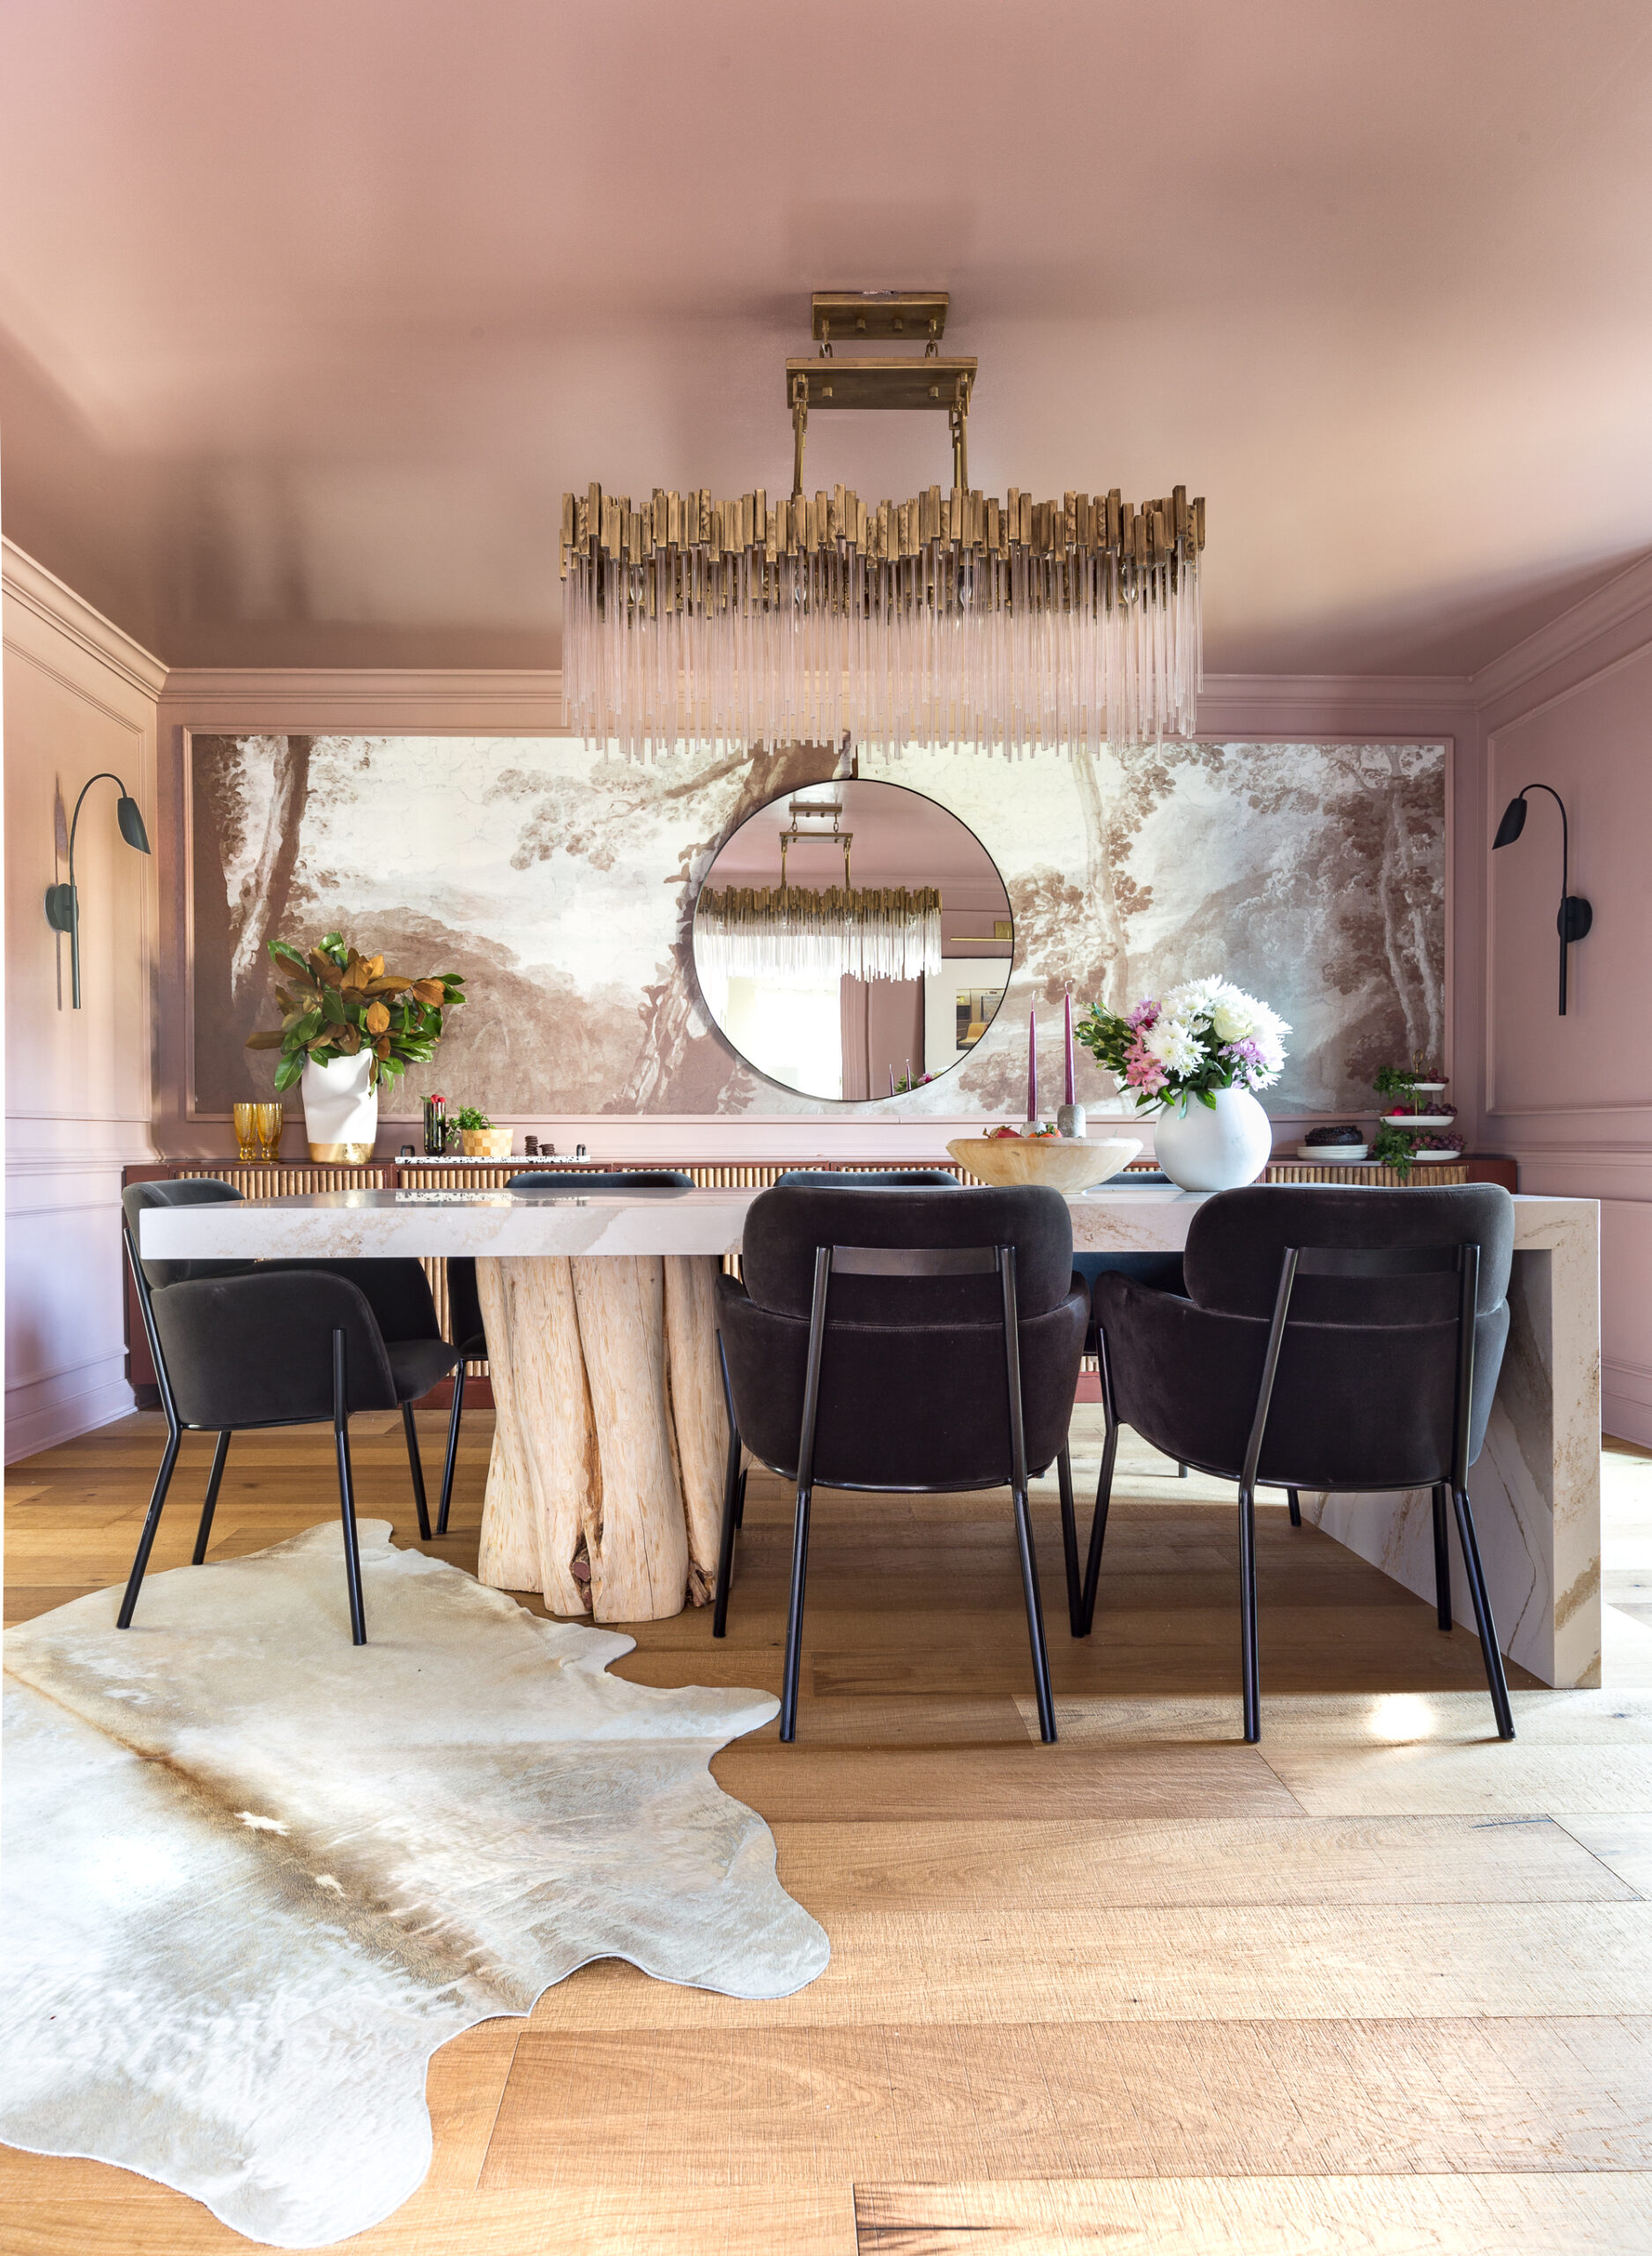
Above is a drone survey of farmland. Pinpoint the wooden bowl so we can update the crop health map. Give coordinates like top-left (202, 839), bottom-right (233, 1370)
top-left (946, 1135), bottom-right (1143, 1191)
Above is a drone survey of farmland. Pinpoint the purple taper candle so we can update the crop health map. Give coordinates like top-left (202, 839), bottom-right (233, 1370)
top-left (1026, 1005), bottom-right (1038, 1122)
top-left (889, 1063), bottom-right (896, 1097)
top-left (1063, 983), bottom-right (1076, 1104)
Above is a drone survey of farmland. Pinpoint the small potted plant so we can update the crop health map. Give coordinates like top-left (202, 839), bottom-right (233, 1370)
top-left (1296, 1122), bottom-right (1369, 1161)
top-left (456, 1105), bottom-right (512, 1161)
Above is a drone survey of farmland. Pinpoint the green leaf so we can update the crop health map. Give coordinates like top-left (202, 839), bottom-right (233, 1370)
top-left (292, 1009), bottom-right (322, 1042)
top-left (1198, 1088), bottom-right (1218, 1109)
top-left (268, 939), bottom-right (309, 970)
top-left (273, 1055), bottom-right (303, 1092)
top-left (244, 1029), bottom-right (285, 1050)
top-left (320, 986), bottom-right (347, 1027)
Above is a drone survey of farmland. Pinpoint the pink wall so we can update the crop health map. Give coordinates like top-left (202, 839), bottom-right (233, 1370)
top-left (3, 541), bottom-right (165, 1458)
top-left (1470, 556), bottom-right (1652, 1447)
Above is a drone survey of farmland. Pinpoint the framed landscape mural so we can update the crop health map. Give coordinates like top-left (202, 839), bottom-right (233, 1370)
top-left (187, 732), bottom-right (1448, 1122)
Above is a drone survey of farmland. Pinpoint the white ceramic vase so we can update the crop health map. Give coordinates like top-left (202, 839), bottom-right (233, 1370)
top-left (1152, 1086), bottom-right (1272, 1192)
top-left (301, 1052), bottom-right (379, 1163)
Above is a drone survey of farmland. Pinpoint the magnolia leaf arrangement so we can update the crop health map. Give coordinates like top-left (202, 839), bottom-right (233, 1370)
top-left (247, 931), bottom-right (464, 1093)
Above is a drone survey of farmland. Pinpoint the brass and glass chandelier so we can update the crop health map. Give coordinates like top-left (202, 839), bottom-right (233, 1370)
top-left (561, 292), bottom-right (1205, 758)
top-left (693, 792), bottom-right (942, 985)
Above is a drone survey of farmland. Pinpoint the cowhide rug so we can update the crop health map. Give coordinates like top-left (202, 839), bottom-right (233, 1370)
top-left (0, 1520), bottom-right (827, 2246)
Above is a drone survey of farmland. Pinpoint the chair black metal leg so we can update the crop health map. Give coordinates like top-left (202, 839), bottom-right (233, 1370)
top-left (778, 1481), bottom-right (812, 1741)
top-left (1177, 1461), bottom-right (1188, 1479)
top-left (117, 1421), bottom-right (181, 1627)
top-left (1056, 1443), bottom-right (1082, 1636)
top-left (194, 1430), bottom-right (232, 1562)
top-left (1013, 1483), bottom-right (1057, 1742)
top-left (1432, 1482), bottom-right (1453, 1631)
top-left (402, 1399), bottom-right (432, 1541)
top-left (334, 1330), bottom-right (367, 1645)
top-left (712, 1408), bottom-right (742, 1638)
top-left (437, 1364), bottom-right (465, 1535)
top-left (1078, 1339), bottom-right (1120, 1636)
top-left (734, 1468), bottom-right (747, 1528)
top-left (1286, 1487), bottom-right (1301, 1527)
top-left (1453, 1485), bottom-right (1515, 1740)
top-left (1238, 1480), bottom-right (1261, 1742)
top-left (779, 1250), bottom-right (832, 1743)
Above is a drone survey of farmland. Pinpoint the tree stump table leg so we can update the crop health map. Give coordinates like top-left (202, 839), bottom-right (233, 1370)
top-left (569, 1256), bottom-right (690, 1622)
top-left (664, 1256), bottom-right (730, 1604)
top-left (476, 1255), bottom-right (596, 1617)
top-left (476, 1255), bottom-right (721, 1623)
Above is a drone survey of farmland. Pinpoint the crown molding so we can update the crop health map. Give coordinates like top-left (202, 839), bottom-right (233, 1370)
top-left (157, 667), bottom-right (566, 732)
top-left (1199, 672), bottom-right (1473, 730)
top-left (2, 538), bottom-right (168, 701)
top-left (1471, 550), bottom-right (1652, 711)
top-left (159, 665), bottom-right (1473, 738)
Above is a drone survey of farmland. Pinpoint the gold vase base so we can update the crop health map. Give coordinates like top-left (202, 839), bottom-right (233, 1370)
top-left (307, 1140), bottom-right (375, 1165)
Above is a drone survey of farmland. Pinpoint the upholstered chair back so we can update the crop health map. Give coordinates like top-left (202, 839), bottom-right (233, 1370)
top-left (773, 1169), bottom-right (959, 1188)
top-left (1096, 1184), bottom-right (1516, 1491)
top-left (122, 1178), bottom-right (254, 1290)
top-left (718, 1184), bottom-right (1088, 1491)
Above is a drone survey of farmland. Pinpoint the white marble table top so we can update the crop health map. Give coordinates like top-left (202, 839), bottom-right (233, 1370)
top-left (138, 1183), bottom-right (1590, 1263)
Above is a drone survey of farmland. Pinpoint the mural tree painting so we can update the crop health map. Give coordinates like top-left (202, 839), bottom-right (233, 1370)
top-left (189, 735), bottom-right (1445, 1121)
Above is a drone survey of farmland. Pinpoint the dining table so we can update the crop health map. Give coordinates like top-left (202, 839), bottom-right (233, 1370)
top-left (137, 1182), bottom-right (1602, 1688)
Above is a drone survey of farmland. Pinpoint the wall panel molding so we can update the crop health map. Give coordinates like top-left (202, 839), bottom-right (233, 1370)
top-left (4, 538), bottom-right (162, 1457)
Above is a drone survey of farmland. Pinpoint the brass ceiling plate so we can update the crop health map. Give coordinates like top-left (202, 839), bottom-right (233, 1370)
top-left (811, 290), bottom-right (948, 343)
top-left (785, 356), bottom-right (976, 411)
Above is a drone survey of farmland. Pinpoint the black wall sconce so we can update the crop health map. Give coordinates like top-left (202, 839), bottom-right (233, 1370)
top-left (1492, 783), bottom-right (1591, 1016)
top-left (44, 772), bottom-right (152, 1009)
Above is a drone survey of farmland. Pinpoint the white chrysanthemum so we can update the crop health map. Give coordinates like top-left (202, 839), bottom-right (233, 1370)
top-left (1162, 976), bottom-right (1222, 1027)
top-left (1145, 1018), bottom-right (1203, 1075)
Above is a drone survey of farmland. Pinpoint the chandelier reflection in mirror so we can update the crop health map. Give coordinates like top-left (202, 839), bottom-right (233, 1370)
top-left (693, 779), bottom-right (1012, 1102)
top-left (562, 292), bottom-right (1204, 761)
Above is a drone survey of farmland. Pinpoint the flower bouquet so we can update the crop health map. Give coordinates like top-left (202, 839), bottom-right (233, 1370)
top-left (1076, 977), bottom-right (1289, 1114)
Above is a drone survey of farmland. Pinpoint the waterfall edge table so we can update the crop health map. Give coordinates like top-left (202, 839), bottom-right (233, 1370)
top-left (139, 1186), bottom-right (1601, 1686)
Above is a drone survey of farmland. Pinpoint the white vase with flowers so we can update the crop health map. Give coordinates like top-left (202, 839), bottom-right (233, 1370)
top-left (1076, 976), bottom-right (1290, 1193)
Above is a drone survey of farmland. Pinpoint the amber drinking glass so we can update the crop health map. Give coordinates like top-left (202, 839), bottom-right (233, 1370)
top-left (254, 1102), bottom-right (285, 1161)
top-left (233, 1102), bottom-right (261, 1161)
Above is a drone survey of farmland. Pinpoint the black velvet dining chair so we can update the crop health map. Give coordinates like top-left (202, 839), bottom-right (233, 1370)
top-left (433, 1169), bottom-right (697, 1532)
top-left (774, 1168), bottom-right (960, 1188)
top-left (714, 1183), bottom-right (1089, 1742)
top-left (120, 1180), bottom-right (460, 1643)
top-left (1080, 1183), bottom-right (1519, 1742)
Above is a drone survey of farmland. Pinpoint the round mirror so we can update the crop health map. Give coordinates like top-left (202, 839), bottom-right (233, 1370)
top-left (693, 778), bottom-right (1014, 1101)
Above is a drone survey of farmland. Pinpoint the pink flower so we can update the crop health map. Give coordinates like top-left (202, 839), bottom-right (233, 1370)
top-left (1127, 998), bottom-right (1159, 1032)
top-left (1123, 1040), bottom-right (1167, 1093)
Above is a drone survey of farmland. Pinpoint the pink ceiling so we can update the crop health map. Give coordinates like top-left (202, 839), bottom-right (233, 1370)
top-left (1, 0), bottom-right (1649, 674)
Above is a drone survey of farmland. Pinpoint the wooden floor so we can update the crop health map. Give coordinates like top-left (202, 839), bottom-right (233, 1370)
top-left (5, 1410), bottom-right (1652, 2255)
